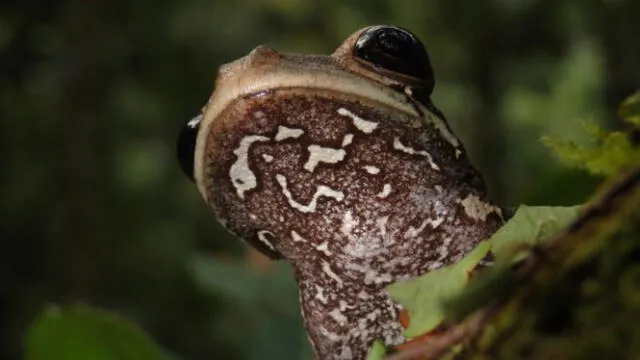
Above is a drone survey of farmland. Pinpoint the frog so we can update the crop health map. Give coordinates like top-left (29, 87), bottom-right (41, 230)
top-left (177, 25), bottom-right (503, 360)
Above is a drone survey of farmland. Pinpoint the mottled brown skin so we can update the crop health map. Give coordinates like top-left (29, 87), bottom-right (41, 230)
top-left (191, 26), bottom-right (503, 360)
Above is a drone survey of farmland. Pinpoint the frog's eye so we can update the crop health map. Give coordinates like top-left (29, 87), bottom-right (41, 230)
top-left (177, 114), bottom-right (202, 182)
top-left (353, 25), bottom-right (434, 85)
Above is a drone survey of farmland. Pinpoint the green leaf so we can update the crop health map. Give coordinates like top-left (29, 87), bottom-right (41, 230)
top-left (542, 126), bottom-right (639, 176)
top-left (490, 205), bottom-right (581, 260)
top-left (365, 340), bottom-right (387, 360)
top-left (26, 304), bottom-right (167, 360)
top-left (388, 205), bottom-right (580, 338)
top-left (619, 90), bottom-right (640, 127)
top-left (188, 254), bottom-right (299, 313)
top-left (442, 205), bottom-right (581, 321)
top-left (542, 97), bottom-right (640, 177)
top-left (388, 241), bottom-right (491, 337)
top-left (188, 255), bottom-right (313, 360)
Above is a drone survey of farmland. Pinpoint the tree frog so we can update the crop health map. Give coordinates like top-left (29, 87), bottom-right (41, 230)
top-left (178, 25), bottom-right (503, 360)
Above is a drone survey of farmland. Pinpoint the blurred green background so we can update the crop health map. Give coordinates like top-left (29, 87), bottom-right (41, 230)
top-left (2, 0), bottom-right (639, 359)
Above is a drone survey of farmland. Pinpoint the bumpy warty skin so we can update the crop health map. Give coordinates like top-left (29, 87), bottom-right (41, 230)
top-left (200, 86), bottom-right (503, 359)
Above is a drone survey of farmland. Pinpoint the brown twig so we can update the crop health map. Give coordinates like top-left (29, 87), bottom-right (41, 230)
top-left (384, 309), bottom-right (490, 360)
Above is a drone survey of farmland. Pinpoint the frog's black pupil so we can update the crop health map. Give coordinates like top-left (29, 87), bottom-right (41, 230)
top-left (177, 114), bottom-right (202, 182)
top-left (353, 25), bottom-right (433, 83)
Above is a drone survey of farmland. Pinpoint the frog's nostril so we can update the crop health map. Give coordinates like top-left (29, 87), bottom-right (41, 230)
top-left (177, 114), bottom-right (202, 182)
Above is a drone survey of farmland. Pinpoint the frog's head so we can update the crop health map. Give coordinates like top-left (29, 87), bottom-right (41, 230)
top-left (178, 25), bottom-right (502, 359)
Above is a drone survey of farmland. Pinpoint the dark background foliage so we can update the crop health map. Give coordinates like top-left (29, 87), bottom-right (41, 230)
top-left (2, 0), bottom-right (639, 359)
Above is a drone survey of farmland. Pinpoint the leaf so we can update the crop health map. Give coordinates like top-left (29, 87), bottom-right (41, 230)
top-left (365, 340), bottom-right (387, 360)
top-left (388, 205), bottom-right (580, 338)
top-left (490, 205), bottom-right (581, 261)
top-left (26, 304), bottom-right (167, 360)
top-left (189, 255), bottom-right (313, 360)
top-left (188, 254), bottom-right (299, 313)
top-left (542, 128), bottom-right (639, 176)
top-left (442, 205), bottom-right (581, 322)
top-left (542, 93), bottom-right (640, 177)
top-left (388, 241), bottom-right (491, 337)
top-left (619, 90), bottom-right (640, 127)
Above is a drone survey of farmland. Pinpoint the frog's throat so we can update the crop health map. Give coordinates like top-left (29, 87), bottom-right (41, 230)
top-left (295, 266), bottom-right (405, 360)
top-left (292, 231), bottom-right (475, 360)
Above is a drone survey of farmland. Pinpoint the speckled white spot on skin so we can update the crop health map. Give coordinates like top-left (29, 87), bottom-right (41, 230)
top-left (363, 165), bottom-right (380, 174)
top-left (338, 346), bottom-right (353, 360)
top-left (366, 309), bottom-right (382, 322)
top-left (459, 194), bottom-right (500, 221)
top-left (253, 111), bottom-right (265, 119)
top-left (329, 308), bottom-right (348, 325)
top-left (435, 184), bottom-right (444, 193)
top-left (291, 230), bottom-right (306, 243)
top-left (377, 184), bottom-right (392, 198)
top-left (337, 107), bottom-right (378, 134)
top-left (357, 290), bottom-right (372, 300)
top-left (393, 137), bottom-right (440, 170)
top-left (279, 216), bottom-right (284, 222)
top-left (319, 326), bottom-right (341, 342)
top-left (338, 300), bottom-right (352, 311)
top-left (316, 241), bottom-right (332, 256)
top-left (249, 214), bottom-right (257, 221)
top-left (340, 211), bottom-right (358, 236)
top-left (437, 237), bottom-right (453, 260)
top-left (364, 269), bottom-right (393, 285)
top-left (304, 145), bottom-right (346, 172)
top-left (322, 261), bottom-right (343, 285)
top-left (404, 216), bottom-right (446, 238)
top-left (383, 317), bottom-right (405, 345)
top-left (229, 135), bottom-right (269, 199)
top-left (274, 125), bottom-right (304, 141)
top-left (382, 256), bottom-right (412, 270)
top-left (276, 174), bottom-right (344, 213)
top-left (376, 216), bottom-right (389, 236)
top-left (404, 86), bottom-right (413, 96)
top-left (427, 237), bottom-right (454, 271)
top-left (261, 153), bottom-right (274, 162)
top-left (344, 236), bottom-right (385, 259)
top-left (256, 230), bottom-right (276, 251)
top-left (314, 285), bottom-right (328, 304)
top-left (431, 216), bottom-right (445, 229)
top-left (422, 238), bottom-right (455, 270)
top-left (341, 133), bottom-right (354, 147)
top-left (354, 318), bottom-right (371, 341)
top-left (404, 219), bottom-right (430, 239)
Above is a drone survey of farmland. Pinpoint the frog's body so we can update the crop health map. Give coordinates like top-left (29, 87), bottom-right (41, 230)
top-left (179, 26), bottom-right (503, 360)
